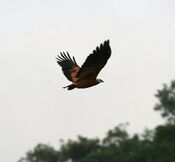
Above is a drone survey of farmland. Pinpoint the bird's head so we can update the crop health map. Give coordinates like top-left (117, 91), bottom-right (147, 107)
top-left (97, 79), bottom-right (104, 84)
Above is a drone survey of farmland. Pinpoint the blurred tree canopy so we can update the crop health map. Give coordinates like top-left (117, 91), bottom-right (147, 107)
top-left (154, 80), bottom-right (175, 124)
top-left (18, 144), bottom-right (60, 162)
top-left (19, 80), bottom-right (175, 162)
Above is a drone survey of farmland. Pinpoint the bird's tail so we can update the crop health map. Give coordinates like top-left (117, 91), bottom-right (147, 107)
top-left (63, 84), bottom-right (76, 90)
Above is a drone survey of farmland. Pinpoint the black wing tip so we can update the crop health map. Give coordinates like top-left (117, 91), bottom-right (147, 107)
top-left (56, 53), bottom-right (64, 63)
top-left (104, 39), bottom-right (110, 46)
top-left (97, 40), bottom-right (110, 50)
top-left (56, 52), bottom-right (78, 66)
top-left (56, 52), bottom-right (69, 60)
top-left (98, 39), bottom-right (110, 50)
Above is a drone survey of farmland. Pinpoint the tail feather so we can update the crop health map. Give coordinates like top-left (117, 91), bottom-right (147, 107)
top-left (63, 84), bottom-right (76, 90)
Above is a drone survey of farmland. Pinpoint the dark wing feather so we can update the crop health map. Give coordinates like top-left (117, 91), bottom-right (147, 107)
top-left (56, 52), bottom-right (80, 81)
top-left (77, 40), bottom-right (111, 80)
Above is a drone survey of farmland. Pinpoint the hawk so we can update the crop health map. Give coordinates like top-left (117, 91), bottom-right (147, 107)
top-left (56, 40), bottom-right (111, 90)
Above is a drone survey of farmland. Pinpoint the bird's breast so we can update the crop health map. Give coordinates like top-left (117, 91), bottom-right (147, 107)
top-left (76, 79), bottom-right (98, 88)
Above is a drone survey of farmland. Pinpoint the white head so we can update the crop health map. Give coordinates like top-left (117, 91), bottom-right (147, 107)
top-left (97, 79), bottom-right (104, 84)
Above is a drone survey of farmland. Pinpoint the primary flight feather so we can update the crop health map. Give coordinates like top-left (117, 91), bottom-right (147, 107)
top-left (56, 40), bottom-right (111, 90)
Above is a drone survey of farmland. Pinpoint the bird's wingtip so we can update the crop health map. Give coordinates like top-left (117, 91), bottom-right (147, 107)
top-left (105, 39), bottom-right (110, 44)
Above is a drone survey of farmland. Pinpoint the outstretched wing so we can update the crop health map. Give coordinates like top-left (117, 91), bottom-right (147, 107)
top-left (56, 52), bottom-right (80, 82)
top-left (77, 40), bottom-right (111, 80)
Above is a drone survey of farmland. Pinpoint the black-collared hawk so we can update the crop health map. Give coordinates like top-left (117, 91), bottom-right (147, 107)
top-left (56, 40), bottom-right (111, 90)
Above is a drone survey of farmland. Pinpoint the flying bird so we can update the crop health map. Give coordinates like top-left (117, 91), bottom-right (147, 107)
top-left (56, 40), bottom-right (111, 90)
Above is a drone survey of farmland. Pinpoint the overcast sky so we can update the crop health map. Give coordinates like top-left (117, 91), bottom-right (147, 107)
top-left (0, 0), bottom-right (175, 162)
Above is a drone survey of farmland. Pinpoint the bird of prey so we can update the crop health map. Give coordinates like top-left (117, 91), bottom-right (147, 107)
top-left (56, 40), bottom-right (111, 90)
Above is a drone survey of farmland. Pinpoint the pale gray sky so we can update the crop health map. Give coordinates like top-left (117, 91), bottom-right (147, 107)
top-left (0, 0), bottom-right (175, 162)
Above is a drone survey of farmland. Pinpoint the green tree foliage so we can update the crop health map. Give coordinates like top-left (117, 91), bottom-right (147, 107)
top-left (18, 80), bottom-right (175, 162)
top-left (103, 123), bottom-right (129, 146)
top-left (152, 124), bottom-right (175, 162)
top-left (60, 136), bottom-right (100, 162)
top-left (18, 144), bottom-right (60, 162)
top-left (154, 80), bottom-right (175, 123)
